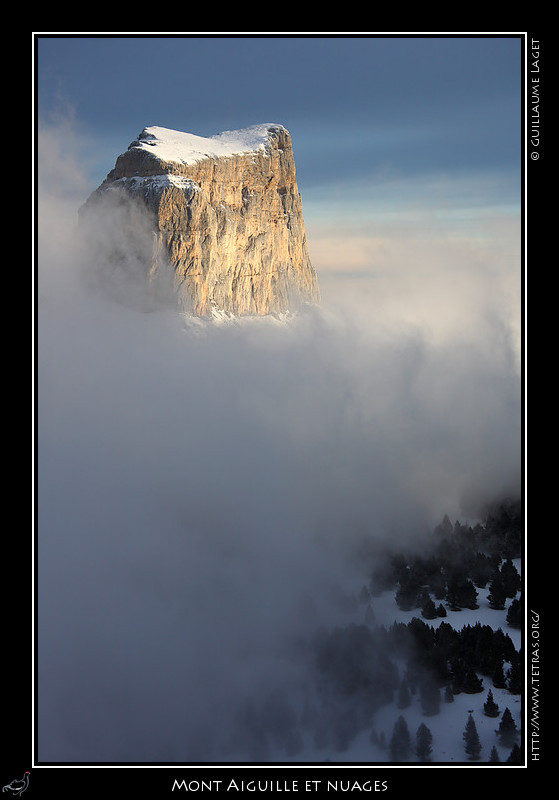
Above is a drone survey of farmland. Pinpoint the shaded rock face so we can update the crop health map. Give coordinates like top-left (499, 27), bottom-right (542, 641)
top-left (79, 124), bottom-right (320, 316)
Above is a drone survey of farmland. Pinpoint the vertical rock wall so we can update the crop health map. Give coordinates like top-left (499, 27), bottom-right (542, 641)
top-left (79, 124), bottom-right (320, 316)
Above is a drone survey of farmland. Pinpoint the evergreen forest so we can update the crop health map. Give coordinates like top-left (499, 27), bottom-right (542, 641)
top-left (228, 497), bottom-right (523, 764)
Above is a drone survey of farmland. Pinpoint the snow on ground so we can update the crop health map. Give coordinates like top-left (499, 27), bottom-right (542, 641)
top-left (131, 123), bottom-right (286, 166)
top-left (328, 681), bottom-right (521, 765)
top-left (364, 559), bottom-right (522, 651)
top-left (284, 560), bottom-right (523, 765)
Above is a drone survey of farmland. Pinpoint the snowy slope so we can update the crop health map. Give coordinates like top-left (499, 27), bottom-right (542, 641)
top-left (280, 560), bottom-right (523, 765)
top-left (347, 567), bottom-right (521, 764)
top-left (324, 680), bottom-right (521, 765)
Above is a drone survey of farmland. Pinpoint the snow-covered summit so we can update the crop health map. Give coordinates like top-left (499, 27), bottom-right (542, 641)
top-left (128, 123), bottom-right (288, 166)
top-left (83, 120), bottom-right (319, 318)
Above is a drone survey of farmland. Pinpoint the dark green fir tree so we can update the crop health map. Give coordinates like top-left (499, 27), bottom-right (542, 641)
top-left (395, 574), bottom-right (420, 611)
top-left (506, 658), bottom-right (523, 695)
top-left (450, 657), bottom-right (466, 694)
top-left (488, 745), bottom-right (501, 763)
top-left (462, 668), bottom-right (483, 694)
top-left (496, 708), bottom-right (519, 748)
top-left (492, 659), bottom-right (507, 689)
top-left (421, 595), bottom-right (438, 620)
top-left (487, 573), bottom-right (507, 610)
top-left (446, 575), bottom-right (479, 610)
top-left (506, 597), bottom-right (523, 628)
top-left (415, 723), bottom-right (433, 762)
top-left (471, 552), bottom-right (493, 588)
top-left (483, 689), bottom-right (500, 718)
top-left (500, 559), bottom-right (521, 598)
top-left (390, 716), bottom-right (412, 762)
top-left (463, 714), bottom-right (482, 761)
top-left (505, 743), bottom-right (523, 765)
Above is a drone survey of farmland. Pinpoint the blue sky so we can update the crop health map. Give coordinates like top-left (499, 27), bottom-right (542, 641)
top-left (37, 35), bottom-right (522, 190)
top-left (36, 34), bottom-right (523, 335)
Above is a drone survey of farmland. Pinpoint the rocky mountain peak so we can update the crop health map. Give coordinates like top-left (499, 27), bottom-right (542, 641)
top-left (79, 123), bottom-right (320, 317)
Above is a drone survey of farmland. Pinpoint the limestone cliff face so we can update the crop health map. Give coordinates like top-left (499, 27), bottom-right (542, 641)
top-left (79, 124), bottom-right (320, 316)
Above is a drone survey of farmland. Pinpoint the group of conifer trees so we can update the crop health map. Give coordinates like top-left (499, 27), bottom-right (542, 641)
top-left (358, 498), bottom-right (524, 764)
top-left (230, 500), bottom-right (523, 763)
top-left (462, 703), bottom-right (521, 763)
top-left (365, 502), bottom-right (522, 621)
top-left (372, 692), bottom-right (521, 764)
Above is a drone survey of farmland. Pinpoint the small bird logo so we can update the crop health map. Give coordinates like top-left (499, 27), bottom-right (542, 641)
top-left (2, 772), bottom-right (30, 796)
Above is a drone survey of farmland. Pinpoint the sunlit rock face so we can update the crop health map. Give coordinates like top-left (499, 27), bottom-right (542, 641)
top-left (79, 124), bottom-right (320, 316)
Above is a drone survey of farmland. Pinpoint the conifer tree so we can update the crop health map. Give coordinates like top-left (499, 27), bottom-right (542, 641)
top-left (487, 573), bottom-right (507, 610)
top-left (492, 659), bottom-right (507, 689)
top-left (483, 689), bottom-right (500, 718)
top-left (462, 667), bottom-right (483, 694)
top-left (496, 708), bottom-right (519, 748)
top-left (488, 745), bottom-right (500, 763)
top-left (506, 597), bottom-right (522, 628)
top-left (436, 603), bottom-right (447, 617)
top-left (495, 629), bottom-right (517, 665)
top-left (395, 574), bottom-right (419, 611)
top-left (505, 743), bottom-right (523, 765)
top-left (434, 513), bottom-right (453, 539)
top-left (430, 569), bottom-right (446, 600)
top-left (506, 658), bottom-right (523, 694)
top-left (416, 587), bottom-right (430, 608)
top-left (463, 714), bottom-right (482, 760)
top-left (389, 716), bottom-right (412, 762)
top-left (450, 658), bottom-right (466, 694)
top-left (500, 559), bottom-right (521, 598)
top-left (421, 595), bottom-right (438, 620)
top-left (415, 723), bottom-right (433, 762)
top-left (444, 684), bottom-right (454, 703)
top-left (446, 575), bottom-right (478, 610)
top-left (471, 552), bottom-right (493, 588)
top-left (462, 578), bottom-right (479, 610)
